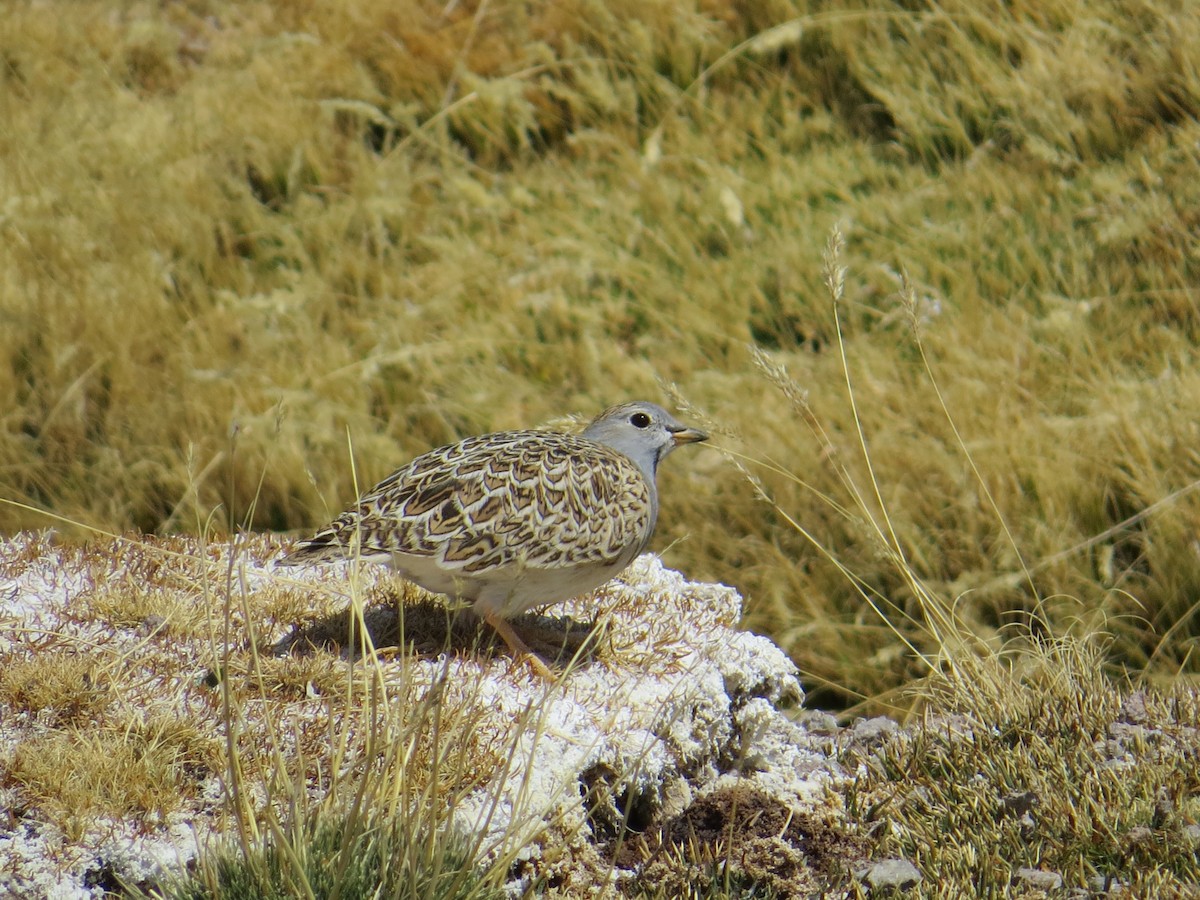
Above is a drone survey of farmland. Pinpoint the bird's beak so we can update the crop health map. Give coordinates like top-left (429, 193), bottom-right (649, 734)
top-left (669, 426), bottom-right (709, 446)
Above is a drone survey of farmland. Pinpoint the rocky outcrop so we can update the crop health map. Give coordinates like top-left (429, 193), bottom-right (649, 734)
top-left (0, 532), bottom-right (855, 897)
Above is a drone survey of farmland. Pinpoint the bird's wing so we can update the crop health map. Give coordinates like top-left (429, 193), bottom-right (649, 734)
top-left (279, 433), bottom-right (654, 573)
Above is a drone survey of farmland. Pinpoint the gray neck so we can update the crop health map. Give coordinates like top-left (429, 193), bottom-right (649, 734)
top-left (581, 429), bottom-right (663, 486)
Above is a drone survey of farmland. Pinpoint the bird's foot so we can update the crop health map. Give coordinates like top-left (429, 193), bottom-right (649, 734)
top-left (484, 611), bottom-right (558, 681)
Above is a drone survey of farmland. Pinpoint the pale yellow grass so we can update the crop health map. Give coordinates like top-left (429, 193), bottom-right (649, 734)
top-left (3, 0), bottom-right (1200, 707)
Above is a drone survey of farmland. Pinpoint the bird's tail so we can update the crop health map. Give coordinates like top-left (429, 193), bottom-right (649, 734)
top-left (276, 527), bottom-right (355, 566)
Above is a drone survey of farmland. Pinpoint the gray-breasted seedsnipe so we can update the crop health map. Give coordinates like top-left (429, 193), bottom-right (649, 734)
top-left (278, 401), bottom-right (708, 676)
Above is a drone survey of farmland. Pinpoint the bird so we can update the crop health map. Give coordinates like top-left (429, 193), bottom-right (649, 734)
top-left (277, 401), bottom-right (708, 676)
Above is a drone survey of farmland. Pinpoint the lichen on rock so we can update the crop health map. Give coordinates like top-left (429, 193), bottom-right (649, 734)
top-left (0, 533), bottom-right (854, 897)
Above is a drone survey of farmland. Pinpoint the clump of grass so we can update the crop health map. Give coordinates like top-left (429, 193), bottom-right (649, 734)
top-left (6, 719), bottom-right (213, 841)
top-left (845, 644), bottom-right (1200, 896)
top-left (151, 806), bottom-right (502, 900)
top-left (80, 584), bottom-right (205, 637)
top-left (251, 652), bottom-right (350, 701)
top-left (151, 526), bottom-right (546, 900)
top-left (0, 651), bottom-right (112, 726)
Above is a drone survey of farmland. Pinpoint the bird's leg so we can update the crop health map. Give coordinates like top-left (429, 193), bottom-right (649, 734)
top-left (483, 611), bottom-right (556, 680)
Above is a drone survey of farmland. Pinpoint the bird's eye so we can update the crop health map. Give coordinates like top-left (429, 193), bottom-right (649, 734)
top-left (630, 412), bottom-right (652, 428)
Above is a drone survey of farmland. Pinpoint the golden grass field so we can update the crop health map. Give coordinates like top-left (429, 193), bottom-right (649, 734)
top-left (5, 0), bottom-right (1200, 706)
top-left (4, 0), bottom-right (1200, 895)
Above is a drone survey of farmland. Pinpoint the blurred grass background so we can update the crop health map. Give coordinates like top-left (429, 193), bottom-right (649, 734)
top-left (4, 0), bottom-right (1200, 709)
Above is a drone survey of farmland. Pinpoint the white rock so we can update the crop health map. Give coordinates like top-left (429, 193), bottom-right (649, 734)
top-left (446, 554), bottom-right (842, 869)
top-left (0, 533), bottom-right (845, 895)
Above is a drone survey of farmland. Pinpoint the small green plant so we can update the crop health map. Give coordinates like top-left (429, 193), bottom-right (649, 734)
top-left (152, 807), bottom-right (502, 900)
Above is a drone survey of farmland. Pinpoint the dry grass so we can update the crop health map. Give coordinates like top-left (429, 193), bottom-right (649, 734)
top-left (8, 717), bottom-right (220, 843)
top-left (1, 533), bottom-right (840, 897)
top-left (0, 533), bottom-right (544, 895)
top-left (4, 0), bottom-right (1200, 894)
top-left (0, 651), bottom-right (112, 726)
top-left (845, 646), bottom-right (1200, 897)
top-left (5, 0), bottom-right (1200, 709)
